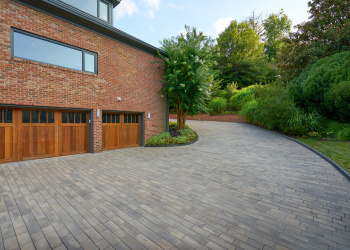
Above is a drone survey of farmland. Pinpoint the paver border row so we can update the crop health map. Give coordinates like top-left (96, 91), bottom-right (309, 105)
top-left (237, 122), bottom-right (350, 182)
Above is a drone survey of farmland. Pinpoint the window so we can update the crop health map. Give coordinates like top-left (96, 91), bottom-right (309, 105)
top-left (13, 29), bottom-right (97, 74)
top-left (22, 110), bottom-right (54, 123)
top-left (102, 113), bottom-right (120, 123)
top-left (99, 1), bottom-right (109, 22)
top-left (62, 112), bottom-right (87, 123)
top-left (124, 114), bottom-right (138, 124)
top-left (59, 0), bottom-right (110, 22)
top-left (0, 109), bottom-right (13, 123)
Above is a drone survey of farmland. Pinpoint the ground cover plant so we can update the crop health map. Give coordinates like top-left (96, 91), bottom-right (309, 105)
top-left (146, 122), bottom-right (197, 146)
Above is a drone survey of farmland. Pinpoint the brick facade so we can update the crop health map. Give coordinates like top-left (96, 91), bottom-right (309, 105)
top-left (0, 0), bottom-right (166, 152)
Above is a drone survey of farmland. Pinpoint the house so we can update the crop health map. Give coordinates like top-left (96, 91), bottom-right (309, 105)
top-left (0, 0), bottom-right (168, 163)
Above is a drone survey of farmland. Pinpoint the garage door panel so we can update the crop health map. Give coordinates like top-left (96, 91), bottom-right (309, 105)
top-left (0, 127), bottom-right (5, 159)
top-left (103, 113), bottom-right (140, 150)
top-left (0, 126), bottom-right (14, 161)
top-left (22, 126), bottom-right (55, 159)
top-left (103, 124), bottom-right (121, 149)
top-left (62, 124), bottom-right (88, 155)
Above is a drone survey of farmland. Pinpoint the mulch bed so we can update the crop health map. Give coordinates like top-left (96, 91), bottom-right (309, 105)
top-left (169, 113), bottom-right (248, 123)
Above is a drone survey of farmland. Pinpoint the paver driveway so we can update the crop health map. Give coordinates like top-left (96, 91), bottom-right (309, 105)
top-left (0, 120), bottom-right (349, 250)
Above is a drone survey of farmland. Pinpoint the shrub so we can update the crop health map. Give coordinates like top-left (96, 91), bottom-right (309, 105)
top-left (289, 51), bottom-right (350, 122)
top-left (208, 97), bottom-right (227, 115)
top-left (217, 91), bottom-right (230, 99)
top-left (174, 136), bottom-right (189, 144)
top-left (229, 85), bottom-right (257, 110)
top-left (239, 84), bottom-right (321, 136)
top-left (180, 128), bottom-right (197, 140)
top-left (146, 123), bottom-right (197, 145)
top-left (281, 109), bottom-right (321, 136)
top-left (327, 81), bottom-right (350, 122)
top-left (226, 82), bottom-right (238, 97)
top-left (146, 132), bottom-right (171, 145)
top-left (337, 128), bottom-right (350, 141)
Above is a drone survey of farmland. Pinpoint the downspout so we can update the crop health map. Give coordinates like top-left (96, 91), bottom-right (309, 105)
top-left (166, 94), bottom-right (169, 132)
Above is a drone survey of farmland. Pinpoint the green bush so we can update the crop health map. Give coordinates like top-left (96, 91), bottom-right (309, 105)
top-left (239, 84), bottom-right (321, 136)
top-left (229, 85), bottom-right (257, 110)
top-left (208, 97), bottom-right (227, 115)
top-left (281, 109), bottom-right (320, 136)
top-left (217, 91), bottom-right (230, 99)
top-left (146, 123), bottom-right (197, 146)
top-left (180, 128), bottom-right (197, 140)
top-left (174, 136), bottom-right (189, 144)
top-left (226, 82), bottom-right (238, 97)
top-left (289, 51), bottom-right (350, 122)
top-left (146, 132), bottom-right (171, 145)
top-left (327, 81), bottom-right (350, 122)
top-left (337, 128), bottom-right (350, 141)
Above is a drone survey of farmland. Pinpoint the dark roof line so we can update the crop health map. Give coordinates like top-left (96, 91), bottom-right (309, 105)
top-left (112, 0), bottom-right (121, 8)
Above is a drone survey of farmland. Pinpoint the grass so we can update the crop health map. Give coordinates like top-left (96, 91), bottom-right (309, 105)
top-left (298, 138), bottom-right (350, 173)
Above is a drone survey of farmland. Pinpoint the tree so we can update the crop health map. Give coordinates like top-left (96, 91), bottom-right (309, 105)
top-left (247, 10), bottom-right (264, 37)
top-left (263, 10), bottom-right (292, 62)
top-left (157, 26), bottom-right (217, 130)
top-left (216, 20), bottom-right (275, 88)
top-left (217, 20), bottom-right (264, 62)
top-left (278, 0), bottom-right (350, 81)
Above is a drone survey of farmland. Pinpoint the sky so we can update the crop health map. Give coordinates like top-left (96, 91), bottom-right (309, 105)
top-left (112, 0), bottom-right (311, 49)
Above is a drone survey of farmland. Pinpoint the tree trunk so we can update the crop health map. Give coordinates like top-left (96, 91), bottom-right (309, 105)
top-left (176, 98), bottom-right (186, 130)
top-left (177, 110), bottom-right (186, 130)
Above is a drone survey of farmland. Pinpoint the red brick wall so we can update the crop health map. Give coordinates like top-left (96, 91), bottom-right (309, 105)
top-left (0, 0), bottom-right (166, 152)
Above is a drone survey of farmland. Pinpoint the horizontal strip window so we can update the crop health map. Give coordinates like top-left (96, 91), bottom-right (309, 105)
top-left (124, 114), bottom-right (139, 124)
top-left (22, 110), bottom-right (55, 123)
top-left (62, 112), bottom-right (87, 123)
top-left (12, 29), bottom-right (97, 74)
top-left (102, 113), bottom-right (120, 123)
top-left (0, 109), bottom-right (13, 123)
top-left (59, 0), bottom-right (110, 22)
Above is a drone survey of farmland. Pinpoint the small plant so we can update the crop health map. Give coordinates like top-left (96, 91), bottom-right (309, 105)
top-left (146, 122), bottom-right (197, 146)
top-left (175, 136), bottom-right (188, 144)
top-left (208, 97), bottom-right (227, 115)
top-left (226, 82), bottom-right (238, 97)
top-left (308, 131), bottom-right (322, 139)
top-left (146, 132), bottom-right (172, 145)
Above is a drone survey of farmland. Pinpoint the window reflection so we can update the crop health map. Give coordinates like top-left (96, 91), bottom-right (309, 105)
top-left (14, 32), bottom-right (82, 71)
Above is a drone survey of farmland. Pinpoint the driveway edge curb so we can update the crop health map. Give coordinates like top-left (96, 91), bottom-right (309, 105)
top-left (237, 122), bottom-right (350, 182)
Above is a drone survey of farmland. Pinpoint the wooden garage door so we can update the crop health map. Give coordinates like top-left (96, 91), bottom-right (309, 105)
top-left (61, 111), bottom-right (88, 156)
top-left (0, 108), bottom-right (89, 163)
top-left (102, 113), bottom-right (140, 150)
top-left (0, 109), bottom-right (15, 163)
top-left (21, 110), bottom-right (56, 160)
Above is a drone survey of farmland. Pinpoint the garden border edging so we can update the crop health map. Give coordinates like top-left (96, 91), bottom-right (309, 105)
top-left (237, 122), bottom-right (350, 182)
top-left (145, 134), bottom-right (199, 148)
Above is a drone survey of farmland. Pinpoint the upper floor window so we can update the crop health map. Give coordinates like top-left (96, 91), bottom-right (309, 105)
top-left (12, 29), bottom-right (97, 74)
top-left (60, 0), bottom-right (110, 22)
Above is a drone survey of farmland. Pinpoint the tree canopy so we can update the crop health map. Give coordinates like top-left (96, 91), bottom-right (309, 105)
top-left (157, 26), bottom-right (217, 129)
top-left (216, 20), bottom-right (277, 88)
top-left (277, 0), bottom-right (350, 81)
top-left (263, 10), bottom-right (292, 62)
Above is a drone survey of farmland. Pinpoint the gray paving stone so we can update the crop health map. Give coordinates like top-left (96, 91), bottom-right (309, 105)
top-left (0, 120), bottom-right (349, 249)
